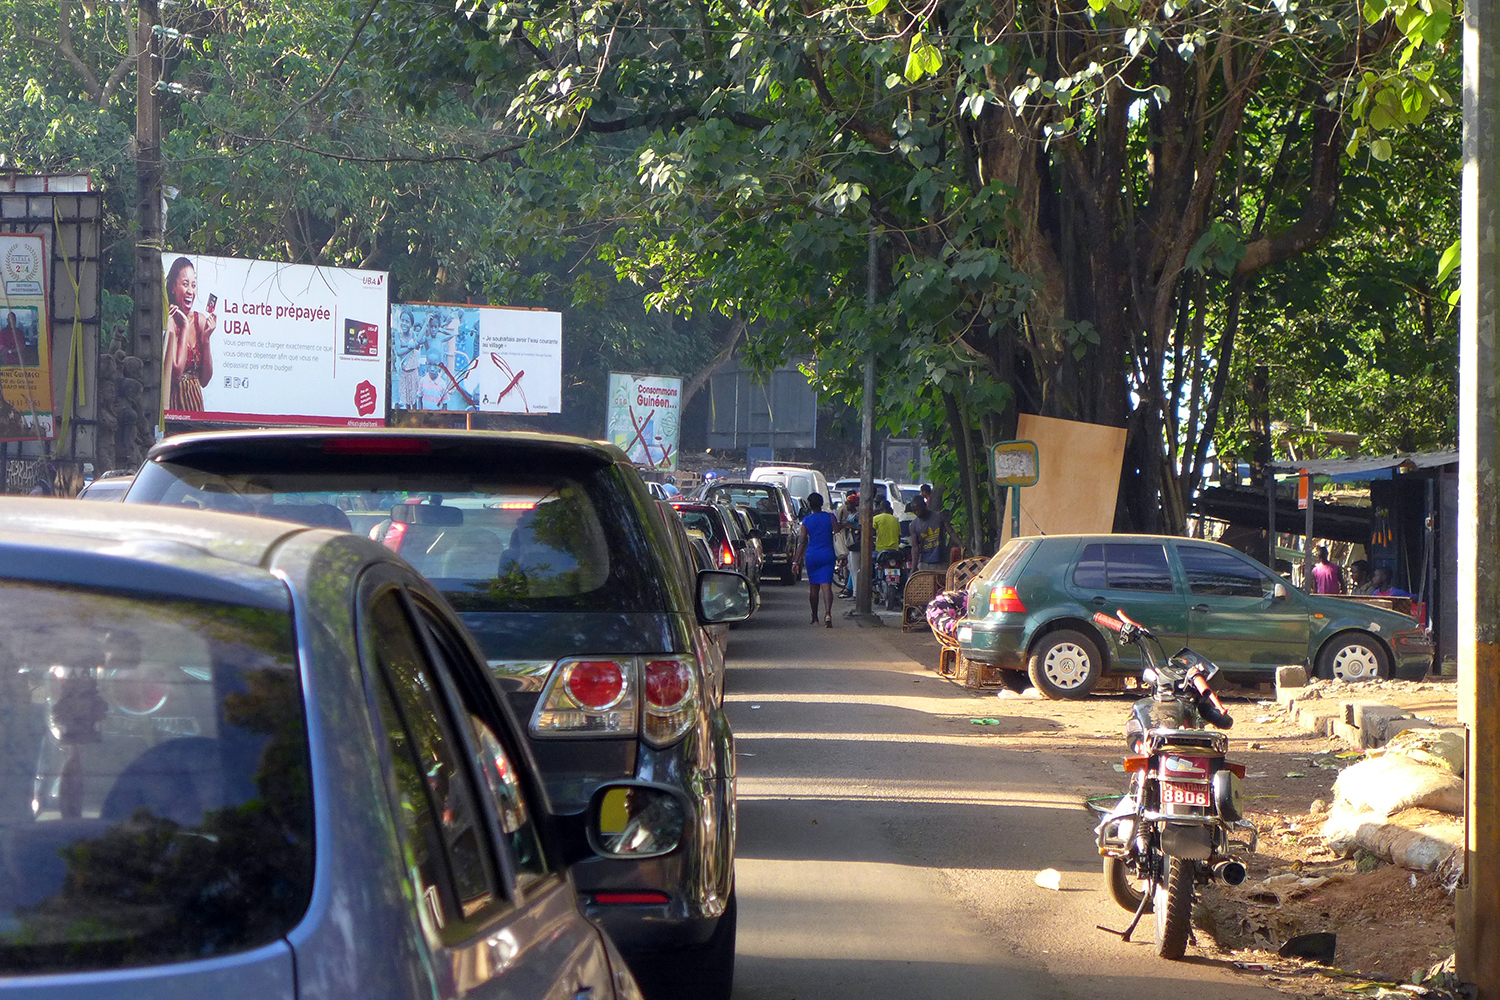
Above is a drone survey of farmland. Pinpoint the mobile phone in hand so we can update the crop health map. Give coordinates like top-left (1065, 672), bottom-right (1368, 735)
top-left (205, 294), bottom-right (218, 313)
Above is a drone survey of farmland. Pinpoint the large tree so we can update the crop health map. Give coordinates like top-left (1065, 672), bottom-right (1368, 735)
top-left (373, 0), bottom-right (1455, 537)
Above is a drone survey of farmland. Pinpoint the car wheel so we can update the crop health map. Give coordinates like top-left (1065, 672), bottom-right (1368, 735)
top-left (640, 892), bottom-right (736, 1000)
top-left (1027, 629), bottom-right (1103, 699)
top-left (1317, 633), bottom-right (1389, 681)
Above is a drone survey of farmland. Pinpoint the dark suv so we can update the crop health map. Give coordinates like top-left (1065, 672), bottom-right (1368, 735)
top-left (698, 480), bottom-right (799, 584)
top-left (122, 429), bottom-right (753, 999)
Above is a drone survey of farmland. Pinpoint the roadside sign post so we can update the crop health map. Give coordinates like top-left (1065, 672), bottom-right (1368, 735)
top-left (992, 440), bottom-right (1040, 539)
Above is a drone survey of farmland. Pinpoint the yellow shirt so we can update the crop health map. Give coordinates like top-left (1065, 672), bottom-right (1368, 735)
top-left (873, 512), bottom-right (901, 552)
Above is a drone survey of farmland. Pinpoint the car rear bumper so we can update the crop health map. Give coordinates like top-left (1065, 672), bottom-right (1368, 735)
top-left (957, 619), bottom-right (1027, 670)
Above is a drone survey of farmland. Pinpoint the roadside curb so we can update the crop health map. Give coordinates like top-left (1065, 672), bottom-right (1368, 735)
top-left (1275, 667), bottom-right (1464, 751)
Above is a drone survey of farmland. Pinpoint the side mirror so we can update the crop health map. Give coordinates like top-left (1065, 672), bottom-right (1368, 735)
top-left (747, 528), bottom-right (763, 540)
top-left (1273, 583), bottom-right (1288, 600)
top-left (589, 782), bottom-right (688, 859)
top-left (697, 569), bottom-right (755, 625)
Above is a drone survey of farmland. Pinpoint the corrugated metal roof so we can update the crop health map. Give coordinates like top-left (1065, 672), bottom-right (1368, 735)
top-left (1269, 450), bottom-right (1456, 479)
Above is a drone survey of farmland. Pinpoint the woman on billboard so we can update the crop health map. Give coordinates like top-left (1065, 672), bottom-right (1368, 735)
top-left (163, 256), bottom-right (216, 411)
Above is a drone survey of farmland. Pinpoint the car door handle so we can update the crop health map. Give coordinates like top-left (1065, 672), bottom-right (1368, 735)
top-left (1193, 603), bottom-right (1211, 613)
top-left (1091, 596), bottom-right (1107, 606)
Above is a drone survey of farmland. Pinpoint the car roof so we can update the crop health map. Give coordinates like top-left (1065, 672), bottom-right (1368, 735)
top-left (0, 497), bottom-right (305, 608)
top-left (1027, 533), bottom-right (1246, 549)
top-left (147, 427), bottom-right (631, 467)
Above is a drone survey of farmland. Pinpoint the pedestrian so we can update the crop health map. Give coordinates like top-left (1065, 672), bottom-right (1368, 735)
top-left (1371, 567), bottom-right (1415, 599)
top-left (1350, 559), bottom-right (1374, 595)
top-left (1309, 545), bottom-right (1344, 594)
top-left (908, 497), bottom-right (949, 571)
top-left (793, 492), bottom-right (837, 627)
top-left (836, 493), bottom-right (860, 598)
top-left (872, 499), bottom-right (901, 557)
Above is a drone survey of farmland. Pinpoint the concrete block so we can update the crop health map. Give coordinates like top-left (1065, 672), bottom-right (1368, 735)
top-left (1276, 665), bottom-right (1308, 689)
top-left (1291, 699), bottom-right (1342, 736)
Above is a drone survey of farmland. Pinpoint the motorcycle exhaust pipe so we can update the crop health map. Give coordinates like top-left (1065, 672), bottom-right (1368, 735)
top-left (1212, 859), bottom-right (1248, 886)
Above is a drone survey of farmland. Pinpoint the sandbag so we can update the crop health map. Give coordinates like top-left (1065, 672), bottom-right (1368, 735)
top-left (1376, 728), bottom-right (1466, 776)
top-left (1329, 753), bottom-right (1464, 818)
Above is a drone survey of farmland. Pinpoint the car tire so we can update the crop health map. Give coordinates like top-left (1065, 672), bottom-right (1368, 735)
top-left (1027, 629), bottom-right (1103, 699)
top-left (1317, 632), bottom-right (1389, 681)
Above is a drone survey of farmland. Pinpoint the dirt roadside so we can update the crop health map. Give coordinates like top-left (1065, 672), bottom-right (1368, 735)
top-left (873, 624), bottom-right (1460, 997)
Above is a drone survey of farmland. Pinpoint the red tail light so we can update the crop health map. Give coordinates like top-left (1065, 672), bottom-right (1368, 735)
top-left (720, 543), bottom-right (735, 567)
top-left (989, 585), bottom-right (1027, 613)
top-left (642, 657), bottom-right (698, 747)
top-left (593, 891), bottom-right (670, 905)
top-left (322, 437), bottom-right (431, 455)
top-left (779, 513), bottom-right (792, 533)
top-left (564, 660), bottom-right (628, 711)
top-left (380, 520), bottom-right (408, 553)
top-left (533, 658), bottom-right (638, 736)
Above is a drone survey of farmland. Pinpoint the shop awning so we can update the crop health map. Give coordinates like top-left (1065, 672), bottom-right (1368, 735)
top-left (1269, 451), bottom-right (1457, 482)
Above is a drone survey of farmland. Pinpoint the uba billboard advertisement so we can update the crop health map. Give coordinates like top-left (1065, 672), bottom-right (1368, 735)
top-left (160, 253), bottom-right (388, 426)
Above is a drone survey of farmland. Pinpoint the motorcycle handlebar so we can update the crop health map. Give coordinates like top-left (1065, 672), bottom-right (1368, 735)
top-left (1092, 612), bottom-right (1123, 632)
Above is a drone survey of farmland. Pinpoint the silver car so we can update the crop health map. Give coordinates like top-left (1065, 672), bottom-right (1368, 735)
top-left (0, 498), bottom-right (672, 999)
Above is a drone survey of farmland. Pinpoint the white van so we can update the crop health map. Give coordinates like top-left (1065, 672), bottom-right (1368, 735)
top-left (750, 465), bottom-right (830, 510)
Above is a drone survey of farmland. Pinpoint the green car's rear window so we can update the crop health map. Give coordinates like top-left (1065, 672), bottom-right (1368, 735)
top-left (981, 539), bottom-right (1036, 583)
top-left (0, 582), bottom-right (312, 975)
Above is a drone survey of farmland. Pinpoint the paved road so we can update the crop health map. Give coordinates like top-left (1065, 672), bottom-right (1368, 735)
top-left (724, 585), bottom-right (1292, 1000)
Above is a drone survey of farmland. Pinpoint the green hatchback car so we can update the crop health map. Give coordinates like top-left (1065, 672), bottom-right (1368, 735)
top-left (956, 534), bottom-right (1432, 698)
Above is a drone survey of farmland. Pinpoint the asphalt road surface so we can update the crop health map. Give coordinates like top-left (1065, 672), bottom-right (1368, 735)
top-left (724, 585), bottom-right (1291, 1000)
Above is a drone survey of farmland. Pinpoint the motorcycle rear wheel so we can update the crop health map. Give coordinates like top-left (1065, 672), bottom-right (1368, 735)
top-left (1153, 857), bottom-right (1194, 959)
top-left (1102, 856), bottom-right (1153, 913)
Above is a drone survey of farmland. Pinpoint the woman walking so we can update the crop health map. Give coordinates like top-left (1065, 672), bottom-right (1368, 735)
top-left (794, 492), bottom-right (837, 627)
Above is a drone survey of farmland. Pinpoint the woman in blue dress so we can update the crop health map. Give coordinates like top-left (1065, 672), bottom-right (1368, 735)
top-left (793, 492), bottom-right (837, 627)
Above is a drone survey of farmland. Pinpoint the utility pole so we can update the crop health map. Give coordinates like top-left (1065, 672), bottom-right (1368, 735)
top-left (854, 222), bottom-right (877, 618)
top-left (1457, 0), bottom-right (1500, 990)
top-left (132, 0), bottom-right (163, 444)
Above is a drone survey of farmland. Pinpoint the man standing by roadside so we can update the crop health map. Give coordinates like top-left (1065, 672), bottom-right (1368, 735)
top-left (908, 498), bottom-right (949, 572)
top-left (1310, 545), bottom-right (1344, 594)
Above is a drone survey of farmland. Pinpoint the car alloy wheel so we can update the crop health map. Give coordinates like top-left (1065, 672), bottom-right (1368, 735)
top-left (1320, 635), bottom-right (1388, 681)
top-left (1027, 629), bottom-right (1103, 699)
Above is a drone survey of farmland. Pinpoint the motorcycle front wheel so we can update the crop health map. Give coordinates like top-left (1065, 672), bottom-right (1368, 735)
top-left (1102, 855), bottom-right (1153, 913)
top-left (1153, 857), bottom-right (1194, 959)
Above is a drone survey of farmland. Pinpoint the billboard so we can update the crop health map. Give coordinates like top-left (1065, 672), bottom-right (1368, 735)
top-left (390, 303), bottom-right (561, 414)
top-left (607, 373), bottom-right (681, 470)
top-left (0, 234), bottom-right (54, 440)
top-left (160, 253), bottom-right (389, 426)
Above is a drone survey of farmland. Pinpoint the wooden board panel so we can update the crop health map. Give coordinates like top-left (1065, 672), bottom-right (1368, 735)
top-left (1003, 414), bottom-right (1127, 544)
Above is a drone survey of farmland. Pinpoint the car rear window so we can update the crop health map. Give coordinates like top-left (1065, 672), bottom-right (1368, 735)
top-left (980, 538), bottom-right (1036, 583)
top-left (129, 454), bottom-right (665, 614)
top-left (0, 582), bottom-right (312, 974)
top-left (1073, 543), bottom-right (1175, 592)
top-left (706, 486), bottom-right (785, 530)
top-left (676, 509), bottom-right (725, 544)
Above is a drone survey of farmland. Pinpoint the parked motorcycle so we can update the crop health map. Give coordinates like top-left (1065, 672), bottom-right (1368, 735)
top-left (875, 549), bottom-right (906, 611)
top-left (1092, 609), bottom-right (1258, 960)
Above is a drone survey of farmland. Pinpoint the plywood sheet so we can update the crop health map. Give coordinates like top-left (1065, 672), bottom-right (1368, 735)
top-left (1002, 414), bottom-right (1127, 544)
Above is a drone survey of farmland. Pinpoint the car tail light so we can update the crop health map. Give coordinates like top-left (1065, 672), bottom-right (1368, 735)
top-left (593, 891), bottom-right (670, 905)
top-left (533, 658), bottom-right (638, 736)
top-left (322, 437), bottom-right (432, 455)
top-left (779, 513), bottom-right (792, 533)
top-left (643, 657), bottom-right (698, 747)
top-left (720, 543), bottom-right (735, 567)
top-left (989, 585), bottom-right (1026, 613)
top-left (379, 520), bottom-right (408, 553)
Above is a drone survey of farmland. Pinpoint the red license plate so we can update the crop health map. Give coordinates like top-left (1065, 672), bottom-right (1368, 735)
top-left (1161, 782), bottom-right (1210, 808)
